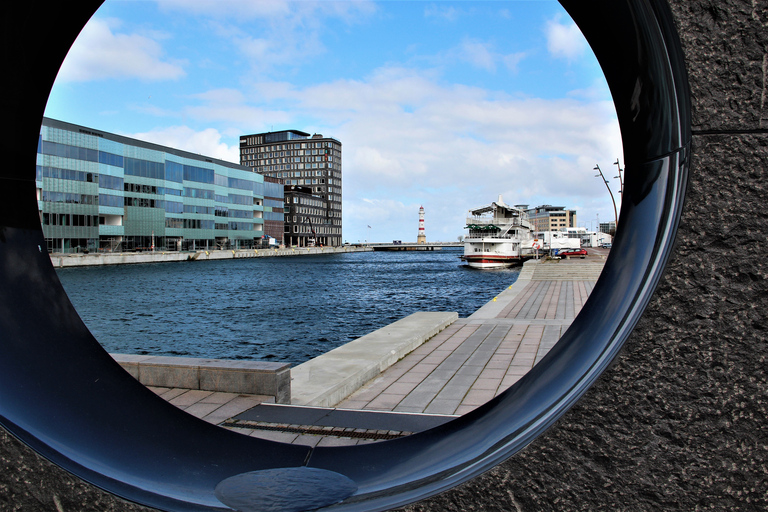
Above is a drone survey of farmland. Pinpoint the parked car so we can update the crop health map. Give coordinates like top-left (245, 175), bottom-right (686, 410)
top-left (559, 249), bottom-right (588, 258)
top-left (600, 243), bottom-right (613, 249)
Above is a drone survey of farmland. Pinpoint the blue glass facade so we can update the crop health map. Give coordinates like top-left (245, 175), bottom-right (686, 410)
top-left (38, 118), bottom-right (282, 253)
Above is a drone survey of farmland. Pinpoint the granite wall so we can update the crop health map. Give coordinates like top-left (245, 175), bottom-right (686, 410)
top-left (2, 0), bottom-right (766, 510)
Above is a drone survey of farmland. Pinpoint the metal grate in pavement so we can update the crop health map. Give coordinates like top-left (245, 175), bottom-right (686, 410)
top-left (222, 419), bottom-right (411, 440)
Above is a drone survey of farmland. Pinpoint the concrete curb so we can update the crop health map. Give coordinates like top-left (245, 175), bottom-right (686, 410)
top-left (467, 260), bottom-right (538, 320)
top-left (290, 311), bottom-right (458, 407)
top-left (111, 354), bottom-right (291, 404)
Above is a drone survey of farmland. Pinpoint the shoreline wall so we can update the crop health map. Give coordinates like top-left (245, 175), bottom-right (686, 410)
top-left (49, 246), bottom-right (372, 268)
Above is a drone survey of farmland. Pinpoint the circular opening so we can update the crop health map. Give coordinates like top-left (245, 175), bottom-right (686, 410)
top-left (0, 1), bottom-right (690, 511)
top-left (46, 0), bottom-right (622, 429)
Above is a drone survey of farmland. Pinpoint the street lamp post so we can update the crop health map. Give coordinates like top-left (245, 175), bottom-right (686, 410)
top-left (594, 163), bottom-right (618, 231)
top-left (614, 158), bottom-right (624, 198)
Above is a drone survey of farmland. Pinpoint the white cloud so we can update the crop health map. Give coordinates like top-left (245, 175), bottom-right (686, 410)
top-left (127, 126), bottom-right (239, 162)
top-left (245, 66), bottom-right (620, 242)
top-left (184, 104), bottom-right (292, 127)
top-left (160, 0), bottom-right (377, 75)
top-left (56, 18), bottom-right (185, 82)
top-left (434, 39), bottom-right (527, 75)
top-left (188, 88), bottom-right (246, 105)
top-left (457, 39), bottom-right (497, 72)
top-left (424, 4), bottom-right (461, 22)
top-left (137, 61), bottom-right (620, 242)
top-left (156, 0), bottom-right (292, 20)
top-left (545, 15), bottom-right (588, 62)
top-left (230, 29), bottom-right (326, 72)
top-left (157, 0), bottom-right (376, 23)
top-left (346, 198), bottom-right (411, 228)
top-left (133, 87), bottom-right (293, 130)
top-left (502, 52), bottom-right (526, 73)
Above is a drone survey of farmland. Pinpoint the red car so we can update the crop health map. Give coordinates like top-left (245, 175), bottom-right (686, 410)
top-left (558, 249), bottom-right (588, 258)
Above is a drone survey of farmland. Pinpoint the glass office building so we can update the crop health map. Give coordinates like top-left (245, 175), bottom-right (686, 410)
top-left (37, 118), bottom-right (282, 253)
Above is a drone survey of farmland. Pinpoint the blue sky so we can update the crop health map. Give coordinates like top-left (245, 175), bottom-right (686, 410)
top-left (45, 0), bottom-right (623, 243)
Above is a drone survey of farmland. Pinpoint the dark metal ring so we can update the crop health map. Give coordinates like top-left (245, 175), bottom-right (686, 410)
top-left (0, 0), bottom-right (690, 510)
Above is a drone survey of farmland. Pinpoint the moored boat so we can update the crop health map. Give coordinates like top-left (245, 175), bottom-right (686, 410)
top-left (462, 196), bottom-right (534, 269)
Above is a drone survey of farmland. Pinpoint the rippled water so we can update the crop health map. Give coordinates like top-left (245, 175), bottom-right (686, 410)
top-left (55, 250), bottom-right (519, 365)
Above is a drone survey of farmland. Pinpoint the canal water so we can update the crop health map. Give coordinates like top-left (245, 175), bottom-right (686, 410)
top-left (55, 250), bottom-right (520, 365)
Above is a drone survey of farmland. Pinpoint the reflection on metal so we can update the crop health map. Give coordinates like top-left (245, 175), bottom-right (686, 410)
top-left (214, 468), bottom-right (357, 512)
top-left (0, 0), bottom-right (690, 511)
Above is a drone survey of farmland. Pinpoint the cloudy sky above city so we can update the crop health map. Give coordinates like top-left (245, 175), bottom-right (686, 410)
top-left (45, 0), bottom-right (623, 243)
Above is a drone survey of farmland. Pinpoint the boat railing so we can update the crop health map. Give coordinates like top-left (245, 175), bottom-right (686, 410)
top-left (465, 217), bottom-right (525, 227)
top-left (464, 233), bottom-right (518, 240)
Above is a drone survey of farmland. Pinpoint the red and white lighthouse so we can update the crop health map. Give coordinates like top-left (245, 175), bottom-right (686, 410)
top-left (417, 206), bottom-right (426, 244)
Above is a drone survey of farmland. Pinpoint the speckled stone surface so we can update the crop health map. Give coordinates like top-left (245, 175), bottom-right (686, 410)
top-left (668, 0), bottom-right (768, 131)
top-left (2, 1), bottom-right (767, 511)
top-left (0, 429), bottom-right (150, 512)
top-left (401, 0), bottom-right (768, 510)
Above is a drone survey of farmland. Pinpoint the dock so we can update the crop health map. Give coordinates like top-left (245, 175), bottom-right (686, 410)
top-left (150, 252), bottom-right (607, 446)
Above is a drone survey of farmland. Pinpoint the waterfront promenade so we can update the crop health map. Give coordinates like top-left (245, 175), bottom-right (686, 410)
top-left (150, 252), bottom-right (607, 446)
top-left (334, 264), bottom-right (603, 416)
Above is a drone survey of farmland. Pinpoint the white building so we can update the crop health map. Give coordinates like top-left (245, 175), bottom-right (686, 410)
top-left (560, 227), bottom-right (612, 247)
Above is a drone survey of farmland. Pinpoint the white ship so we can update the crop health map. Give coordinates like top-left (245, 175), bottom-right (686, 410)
top-left (462, 196), bottom-right (534, 269)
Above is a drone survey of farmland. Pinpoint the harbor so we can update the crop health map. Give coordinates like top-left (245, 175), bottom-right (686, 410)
top-left (56, 249), bottom-right (518, 364)
top-left (130, 250), bottom-right (608, 446)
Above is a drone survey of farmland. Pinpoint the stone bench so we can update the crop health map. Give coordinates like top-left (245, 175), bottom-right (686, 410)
top-left (111, 354), bottom-right (290, 404)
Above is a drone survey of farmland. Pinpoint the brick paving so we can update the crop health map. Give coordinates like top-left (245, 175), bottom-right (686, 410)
top-left (149, 387), bottom-right (273, 425)
top-left (335, 276), bottom-right (597, 416)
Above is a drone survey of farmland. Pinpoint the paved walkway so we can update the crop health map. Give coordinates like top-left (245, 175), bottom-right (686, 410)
top-left (335, 276), bottom-right (597, 416)
top-left (149, 387), bottom-right (273, 424)
top-left (149, 387), bottom-right (390, 447)
top-left (156, 255), bottom-right (607, 447)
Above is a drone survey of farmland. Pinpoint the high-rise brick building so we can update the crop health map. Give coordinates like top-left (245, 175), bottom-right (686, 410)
top-left (240, 130), bottom-right (342, 247)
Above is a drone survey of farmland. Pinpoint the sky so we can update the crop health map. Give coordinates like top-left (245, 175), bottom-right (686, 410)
top-left (44, 0), bottom-right (624, 244)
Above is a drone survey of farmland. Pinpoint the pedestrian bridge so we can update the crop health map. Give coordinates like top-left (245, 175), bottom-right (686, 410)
top-left (369, 242), bottom-right (462, 251)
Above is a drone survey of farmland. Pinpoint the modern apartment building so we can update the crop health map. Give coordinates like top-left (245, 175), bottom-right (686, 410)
top-left (282, 185), bottom-right (330, 247)
top-left (38, 118), bottom-right (282, 253)
top-left (239, 130), bottom-right (342, 247)
top-left (525, 205), bottom-right (577, 233)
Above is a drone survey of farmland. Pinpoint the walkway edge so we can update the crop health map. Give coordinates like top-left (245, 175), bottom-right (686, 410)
top-left (290, 311), bottom-right (458, 407)
top-left (467, 260), bottom-right (539, 320)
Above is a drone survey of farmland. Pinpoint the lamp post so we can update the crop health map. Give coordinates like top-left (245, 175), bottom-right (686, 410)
top-left (594, 163), bottom-right (618, 230)
top-left (614, 158), bottom-right (624, 198)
